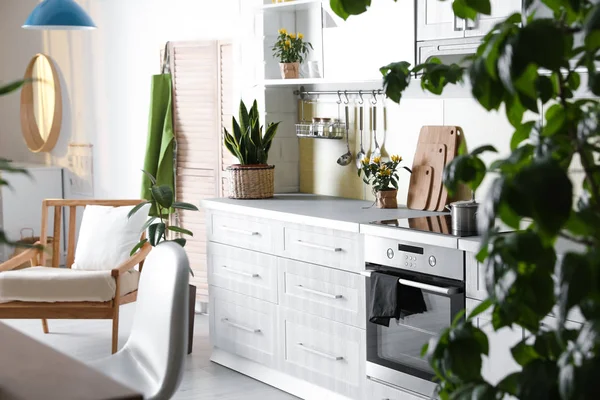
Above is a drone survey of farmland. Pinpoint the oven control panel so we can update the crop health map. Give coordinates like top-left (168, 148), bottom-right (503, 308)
top-left (365, 235), bottom-right (463, 281)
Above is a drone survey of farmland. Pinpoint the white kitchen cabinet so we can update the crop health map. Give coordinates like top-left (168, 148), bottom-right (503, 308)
top-left (208, 242), bottom-right (279, 303)
top-left (464, 0), bottom-right (522, 37)
top-left (322, 0), bottom-right (415, 80)
top-left (465, 252), bottom-right (487, 301)
top-left (280, 307), bottom-right (366, 399)
top-left (210, 286), bottom-right (278, 367)
top-left (467, 299), bottom-right (523, 385)
top-left (278, 257), bottom-right (366, 328)
top-left (208, 211), bottom-right (282, 254)
top-left (417, 0), bottom-right (522, 41)
top-left (416, 0), bottom-right (464, 41)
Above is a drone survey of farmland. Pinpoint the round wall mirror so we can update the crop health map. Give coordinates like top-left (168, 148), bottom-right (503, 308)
top-left (20, 54), bottom-right (62, 153)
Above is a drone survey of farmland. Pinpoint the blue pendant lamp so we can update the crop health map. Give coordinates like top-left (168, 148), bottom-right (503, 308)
top-left (23, 0), bottom-right (96, 30)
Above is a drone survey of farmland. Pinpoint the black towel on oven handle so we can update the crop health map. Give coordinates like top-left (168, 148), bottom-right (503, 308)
top-left (368, 272), bottom-right (428, 327)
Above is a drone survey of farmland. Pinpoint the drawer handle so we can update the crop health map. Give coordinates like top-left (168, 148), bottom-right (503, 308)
top-left (296, 285), bottom-right (342, 299)
top-left (297, 343), bottom-right (343, 361)
top-left (295, 240), bottom-right (342, 252)
top-left (222, 265), bottom-right (260, 278)
top-left (221, 226), bottom-right (260, 236)
top-left (221, 318), bottom-right (261, 333)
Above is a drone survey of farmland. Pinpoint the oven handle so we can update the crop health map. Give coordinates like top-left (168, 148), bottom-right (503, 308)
top-left (360, 270), bottom-right (459, 295)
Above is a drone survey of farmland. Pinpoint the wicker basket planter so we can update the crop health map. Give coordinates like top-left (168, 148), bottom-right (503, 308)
top-left (228, 164), bottom-right (275, 199)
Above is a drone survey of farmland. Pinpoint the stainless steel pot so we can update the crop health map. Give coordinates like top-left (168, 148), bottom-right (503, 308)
top-left (446, 199), bottom-right (479, 235)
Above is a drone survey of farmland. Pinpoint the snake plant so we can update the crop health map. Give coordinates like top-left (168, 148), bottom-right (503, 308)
top-left (223, 100), bottom-right (280, 165)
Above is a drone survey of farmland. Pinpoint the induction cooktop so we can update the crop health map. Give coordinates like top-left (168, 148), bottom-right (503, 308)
top-left (370, 214), bottom-right (479, 237)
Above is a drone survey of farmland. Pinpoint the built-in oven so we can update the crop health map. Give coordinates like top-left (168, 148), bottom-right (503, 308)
top-left (363, 234), bottom-right (465, 398)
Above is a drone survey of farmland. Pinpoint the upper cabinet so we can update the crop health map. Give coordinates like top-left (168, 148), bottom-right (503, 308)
top-left (321, 0), bottom-right (415, 81)
top-left (417, 0), bottom-right (522, 41)
top-left (464, 0), bottom-right (523, 37)
top-left (417, 0), bottom-right (463, 41)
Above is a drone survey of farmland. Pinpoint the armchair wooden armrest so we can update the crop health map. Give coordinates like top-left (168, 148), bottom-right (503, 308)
top-left (0, 243), bottom-right (42, 272)
top-left (111, 243), bottom-right (152, 277)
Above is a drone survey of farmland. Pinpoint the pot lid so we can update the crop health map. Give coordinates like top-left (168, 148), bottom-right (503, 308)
top-left (449, 200), bottom-right (479, 208)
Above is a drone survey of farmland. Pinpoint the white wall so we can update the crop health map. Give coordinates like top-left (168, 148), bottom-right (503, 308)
top-left (0, 0), bottom-right (241, 198)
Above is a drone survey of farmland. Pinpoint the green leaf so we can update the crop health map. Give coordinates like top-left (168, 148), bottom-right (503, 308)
top-left (497, 372), bottom-right (520, 396)
top-left (141, 169), bottom-right (157, 185)
top-left (511, 341), bottom-right (540, 366)
top-left (453, 0), bottom-right (479, 20)
top-left (470, 58), bottom-right (504, 111)
top-left (471, 144), bottom-right (498, 156)
top-left (0, 80), bottom-right (25, 96)
top-left (468, 298), bottom-right (493, 320)
top-left (239, 100), bottom-right (249, 136)
top-left (148, 222), bottom-right (164, 246)
top-left (127, 201), bottom-right (151, 219)
top-left (130, 238), bottom-right (148, 256)
top-left (173, 201), bottom-right (199, 211)
top-left (535, 75), bottom-right (554, 104)
top-left (168, 226), bottom-right (193, 236)
top-left (543, 104), bottom-right (566, 136)
top-left (380, 61), bottom-right (412, 103)
top-left (140, 217), bottom-right (158, 233)
top-left (151, 185), bottom-right (174, 208)
top-left (510, 121), bottom-right (535, 150)
top-left (172, 237), bottom-right (187, 247)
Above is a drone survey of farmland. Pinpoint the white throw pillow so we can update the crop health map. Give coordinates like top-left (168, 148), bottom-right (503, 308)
top-left (72, 204), bottom-right (150, 271)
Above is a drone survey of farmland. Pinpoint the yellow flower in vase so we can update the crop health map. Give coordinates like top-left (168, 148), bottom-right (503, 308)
top-left (361, 158), bottom-right (370, 166)
top-left (284, 40), bottom-right (291, 48)
top-left (298, 33), bottom-right (304, 40)
top-left (379, 166), bottom-right (392, 176)
top-left (289, 33), bottom-right (296, 39)
top-left (372, 156), bottom-right (381, 164)
top-left (391, 154), bottom-right (403, 163)
top-left (278, 28), bottom-right (287, 35)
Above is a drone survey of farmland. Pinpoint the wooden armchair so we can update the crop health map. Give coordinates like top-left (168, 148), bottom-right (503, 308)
top-left (0, 199), bottom-right (152, 354)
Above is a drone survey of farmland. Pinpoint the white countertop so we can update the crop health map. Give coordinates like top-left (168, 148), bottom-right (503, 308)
top-left (201, 194), bottom-right (442, 233)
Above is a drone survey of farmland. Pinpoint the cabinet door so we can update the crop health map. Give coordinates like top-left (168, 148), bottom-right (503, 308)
top-left (465, 0), bottom-right (522, 37)
top-left (467, 299), bottom-right (523, 385)
top-left (417, 0), bottom-right (464, 41)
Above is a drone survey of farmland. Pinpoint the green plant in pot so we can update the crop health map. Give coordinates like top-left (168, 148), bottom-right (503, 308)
top-left (130, 170), bottom-right (199, 354)
top-left (272, 28), bottom-right (313, 79)
top-left (334, 0), bottom-right (600, 398)
top-left (223, 100), bottom-right (280, 199)
top-left (129, 170), bottom-right (198, 271)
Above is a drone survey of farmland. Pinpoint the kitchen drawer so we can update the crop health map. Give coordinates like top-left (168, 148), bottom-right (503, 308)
top-left (282, 224), bottom-right (362, 273)
top-left (209, 212), bottom-right (281, 254)
top-left (365, 378), bottom-right (425, 400)
top-left (208, 242), bottom-right (278, 303)
top-left (210, 286), bottom-right (277, 367)
top-left (466, 252), bottom-right (487, 300)
top-left (280, 307), bottom-right (365, 399)
top-left (278, 258), bottom-right (365, 328)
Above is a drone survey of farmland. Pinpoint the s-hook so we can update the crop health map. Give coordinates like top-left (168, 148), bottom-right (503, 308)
top-left (343, 90), bottom-right (350, 105)
top-left (371, 90), bottom-right (378, 105)
top-left (337, 90), bottom-right (343, 104)
top-left (358, 90), bottom-right (364, 105)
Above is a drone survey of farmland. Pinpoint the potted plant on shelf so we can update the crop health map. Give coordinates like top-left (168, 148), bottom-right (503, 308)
top-left (129, 170), bottom-right (199, 354)
top-left (359, 155), bottom-right (410, 209)
top-left (272, 28), bottom-right (313, 79)
top-left (223, 100), bottom-right (280, 199)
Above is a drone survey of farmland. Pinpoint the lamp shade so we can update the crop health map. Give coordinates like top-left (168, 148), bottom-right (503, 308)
top-left (23, 0), bottom-right (96, 30)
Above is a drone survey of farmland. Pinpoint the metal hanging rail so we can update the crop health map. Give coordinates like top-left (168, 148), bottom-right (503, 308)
top-left (294, 85), bottom-right (384, 99)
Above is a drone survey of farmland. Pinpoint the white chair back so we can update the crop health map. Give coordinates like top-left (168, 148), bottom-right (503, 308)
top-left (124, 241), bottom-right (189, 399)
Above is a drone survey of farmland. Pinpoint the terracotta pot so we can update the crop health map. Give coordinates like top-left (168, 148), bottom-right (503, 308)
top-left (279, 62), bottom-right (300, 79)
top-left (376, 189), bottom-right (398, 209)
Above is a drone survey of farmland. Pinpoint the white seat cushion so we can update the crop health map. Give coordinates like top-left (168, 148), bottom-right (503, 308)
top-left (0, 267), bottom-right (140, 303)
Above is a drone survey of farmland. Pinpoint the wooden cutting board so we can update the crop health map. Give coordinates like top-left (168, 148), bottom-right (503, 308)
top-left (426, 144), bottom-right (447, 211)
top-left (415, 126), bottom-right (461, 210)
top-left (407, 165), bottom-right (433, 210)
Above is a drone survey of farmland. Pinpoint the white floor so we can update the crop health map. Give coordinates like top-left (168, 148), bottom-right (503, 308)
top-left (4, 303), bottom-right (298, 400)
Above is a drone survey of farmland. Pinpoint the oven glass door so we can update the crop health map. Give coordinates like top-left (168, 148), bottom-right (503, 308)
top-left (366, 269), bottom-right (464, 381)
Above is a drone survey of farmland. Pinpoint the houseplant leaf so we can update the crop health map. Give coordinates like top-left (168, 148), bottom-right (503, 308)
top-left (129, 238), bottom-right (148, 256)
top-left (173, 201), bottom-right (199, 211)
top-left (151, 185), bottom-right (174, 208)
top-left (127, 201), bottom-right (151, 219)
top-left (168, 226), bottom-right (193, 236)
